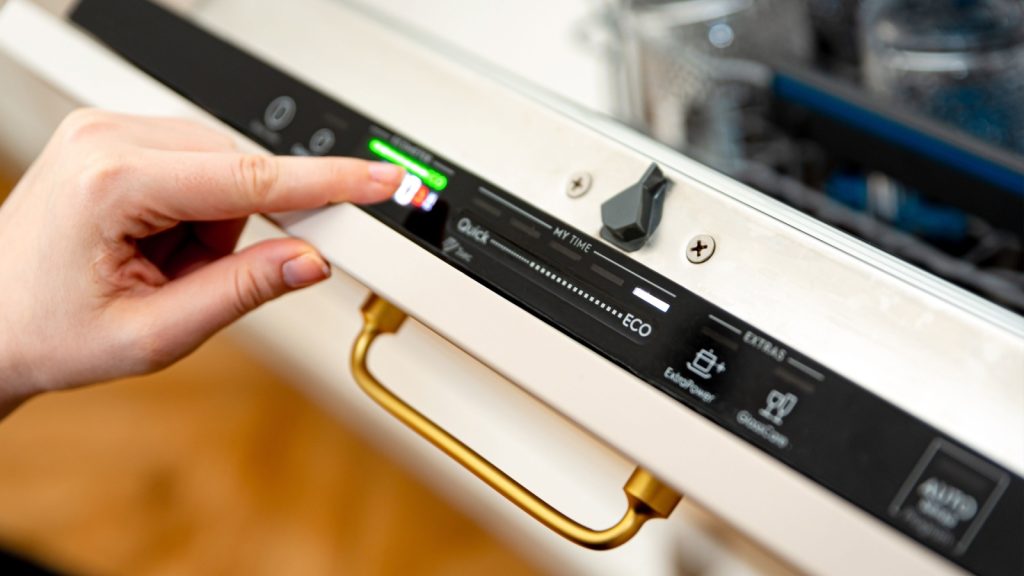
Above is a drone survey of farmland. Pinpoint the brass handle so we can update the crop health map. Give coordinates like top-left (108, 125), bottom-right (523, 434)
top-left (351, 294), bottom-right (682, 550)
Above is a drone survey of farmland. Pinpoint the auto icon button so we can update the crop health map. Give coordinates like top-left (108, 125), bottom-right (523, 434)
top-left (889, 439), bottom-right (1010, 556)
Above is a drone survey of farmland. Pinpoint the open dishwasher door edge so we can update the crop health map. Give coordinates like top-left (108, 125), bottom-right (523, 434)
top-left (1, 1), bottom-right (1021, 575)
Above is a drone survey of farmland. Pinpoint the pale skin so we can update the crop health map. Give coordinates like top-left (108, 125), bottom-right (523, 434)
top-left (0, 110), bottom-right (404, 418)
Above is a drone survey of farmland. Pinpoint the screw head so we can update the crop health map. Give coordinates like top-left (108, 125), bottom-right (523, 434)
top-left (566, 172), bottom-right (593, 198)
top-left (686, 235), bottom-right (716, 264)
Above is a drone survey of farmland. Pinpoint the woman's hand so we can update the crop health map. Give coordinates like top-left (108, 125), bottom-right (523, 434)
top-left (0, 109), bottom-right (403, 415)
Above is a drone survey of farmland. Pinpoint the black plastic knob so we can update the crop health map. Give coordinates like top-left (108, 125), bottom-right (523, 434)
top-left (600, 163), bottom-right (671, 252)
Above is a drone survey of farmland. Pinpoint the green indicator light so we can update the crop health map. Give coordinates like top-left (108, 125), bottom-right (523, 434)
top-left (368, 138), bottom-right (448, 191)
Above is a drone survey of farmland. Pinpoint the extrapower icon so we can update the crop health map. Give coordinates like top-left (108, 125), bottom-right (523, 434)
top-left (686, 348), bottom-right (726, 380)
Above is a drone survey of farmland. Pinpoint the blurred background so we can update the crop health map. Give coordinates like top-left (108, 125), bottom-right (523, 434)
top-left (0, 0), bottom-right (1020, 574)
top-left (599, 0), bottom-right (1024, 314)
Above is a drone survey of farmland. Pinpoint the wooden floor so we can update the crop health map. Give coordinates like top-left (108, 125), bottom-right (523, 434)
top-left (0, 335), bottom-right (544, 576)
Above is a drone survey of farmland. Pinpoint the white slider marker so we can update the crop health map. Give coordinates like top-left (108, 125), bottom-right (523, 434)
top-left (633, 287), bottom-right (670, 313)
top-left (392, 173), bottom-right (422, 206)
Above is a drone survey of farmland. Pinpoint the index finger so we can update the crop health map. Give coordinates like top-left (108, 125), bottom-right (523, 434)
top-left (138, 150), bottom-right (405, 221)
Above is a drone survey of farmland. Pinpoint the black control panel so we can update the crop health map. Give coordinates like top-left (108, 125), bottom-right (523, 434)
top-left (70, 2), bottom-right (1022, 573)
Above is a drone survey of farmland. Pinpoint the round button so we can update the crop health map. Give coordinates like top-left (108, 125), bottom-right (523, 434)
top-left (309, 128), bottom-right (336, 155)
top-left (264, 96), bottom-right (297, 131)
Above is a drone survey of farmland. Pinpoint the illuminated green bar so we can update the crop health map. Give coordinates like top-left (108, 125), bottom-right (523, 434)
top-left (368, 138), bottom-right (448, 191)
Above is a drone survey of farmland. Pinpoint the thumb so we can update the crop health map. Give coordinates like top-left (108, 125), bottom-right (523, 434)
top-left (134, 237), bottom-right (330, 364)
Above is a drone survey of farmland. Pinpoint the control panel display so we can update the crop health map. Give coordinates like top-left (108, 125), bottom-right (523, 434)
top-left (70, 2), bottom-right (1022, 574)
top-left (367, 138), bottom-right (445, 211)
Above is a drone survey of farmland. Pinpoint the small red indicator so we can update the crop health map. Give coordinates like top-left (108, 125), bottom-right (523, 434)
top-left (411, 186), bottom-right (429, 208)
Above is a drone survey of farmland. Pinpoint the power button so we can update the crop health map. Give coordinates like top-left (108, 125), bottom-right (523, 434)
top-left (264, 95), bottom-right (297, 131)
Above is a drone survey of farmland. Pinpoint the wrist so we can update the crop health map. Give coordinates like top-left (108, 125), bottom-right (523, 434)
top-left (0, 334), bottom-right (38, 419)
top-left (0, 392), bottom-right (26, 420)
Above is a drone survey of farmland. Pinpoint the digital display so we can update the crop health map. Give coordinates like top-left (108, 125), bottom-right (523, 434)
top-left (368, 137), bottom-right (447, 212)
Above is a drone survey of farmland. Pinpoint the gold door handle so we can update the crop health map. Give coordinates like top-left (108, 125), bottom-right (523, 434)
top-left (351, 294), bottom-right (682, 550)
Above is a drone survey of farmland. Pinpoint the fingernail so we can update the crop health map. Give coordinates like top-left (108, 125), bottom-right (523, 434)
top-left (368, 161), bottom-right (405, 185)
top-left (282, 252), bottom-right (331, 288)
